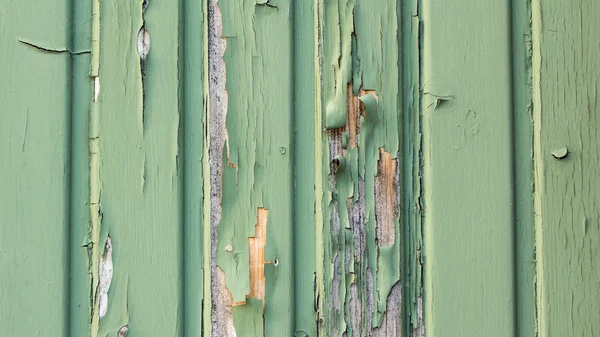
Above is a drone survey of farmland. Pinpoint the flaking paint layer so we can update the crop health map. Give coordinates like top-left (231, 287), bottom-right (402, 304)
top-left (316, 0), bottom-right (404, 335)
top-left (216, 0), bottom-right (295, 334)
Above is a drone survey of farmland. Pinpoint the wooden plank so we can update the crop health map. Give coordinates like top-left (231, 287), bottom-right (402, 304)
top-left (315, 0), bottom-right (404, 335)
top-left (90, 0), bottom-right (184, 335)
top-left (403, 1), bottom-right (425, 336)
top-left (421, 0), bottom-right (516, 335)
top-left (70, 0), bottom-right (94, 336)
top-left (511, 1), bottom-right (537, 336)
top-left (293, 0), bottom-right (318, 336)
top-left (182, 1), bottom-right (206, 337)
top-left (0, 1), bottom-right (76, 335)
top-left (214, 0), bottom-right (295, 334)
top-left (532, 0), bottom-right (600, 336)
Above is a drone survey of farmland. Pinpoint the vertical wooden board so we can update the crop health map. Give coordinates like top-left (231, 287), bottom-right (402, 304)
top-left (532, 0), bottom-right (600, 336)
top-left (421, 0), bottom-right (516, 336)
top-left (182, 0), bottom-right (207, 336)
top-left (511, 1), bottom-right (537, 336)
top-left (216, 0), bottom-right (295, 334)
top-left (293, 0), bottom-right (318, 336)
top-left (70, 0), bottom-right (94, 335)
top-left (92, 0), bottom-right (183, 336)
top-left (316, 0), bottom-right (404, 335)
top-left (0, 1), bottom-right (72, 335)
top-left (402, 1), bottom-right (425, 336)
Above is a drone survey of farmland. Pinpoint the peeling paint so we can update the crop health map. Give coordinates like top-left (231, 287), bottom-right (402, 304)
top-left (17, 38), bottom-right (91, 55)
top-left (551, 146), bottom-right (568, 159)
top-left (136, 28), bottom-right (150, 60)
top-left (215, 0), bottom-right (295, 334)
top-left (89, 30), bottom-right (103, 332)
top-left (375, 149), bottom-right (398, 247)
top-left (117, 325), bottom-right (129, 337)
top-left (317, 1), bottom-right (404, 334)
top-left (207, 0), bottom-right (230, 335)
top-left (213, 267), bottom-right (237, 337)
top-left (98, 236), bottom-right (113, 319)
top-left (411, 296), bottom-right (424, 337)
top-left (247, 208), bottom-right (268, 301)
top-left (93, 76), bottom-right (100, 102)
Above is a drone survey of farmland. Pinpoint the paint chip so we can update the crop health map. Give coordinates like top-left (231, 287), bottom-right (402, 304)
top-left (424, 92), bottom-right (454, 109)
top-left (117, 325), bottom-right (129, 337)
top-left (98, 236), bottom-right (113, 318)
top-left (551, 146), bottom-right (568, 159)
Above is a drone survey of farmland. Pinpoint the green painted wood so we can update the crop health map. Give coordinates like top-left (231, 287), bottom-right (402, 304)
top-left (402, 0), bottom-right (425, 335)
top-left (0, 0), bottom-right (85, 335)
top-left (216, 0), bottom-right (295, 334)
top-left (512, 1), bottom-right (537, 336)
top-left (89, 0), bottom-right (186, 336)
top-left (293, 1), bottom-right (318, 336)
top-left (532, 0), bottom-right (600, 336)
top-left (421, 0), bottom-right (517, 336)
top-left (315, 0), bottom-right (405, 334)
top-left (311, 0), bottom-right (414, 335)
top-left (5, 1), bottom-right (600, 337)
top-left (69, 1), bottom-right (94, 336)
top-left (182, 0), bottom-right (207, 336)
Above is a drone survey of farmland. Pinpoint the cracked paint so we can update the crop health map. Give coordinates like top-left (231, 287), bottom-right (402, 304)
top-left (97, 236), bottom-right (113, 319)
top-left (317, 0), bottom-right (404, 335)
top-left (17, 38), bottom-right (91, 55)
top-left (215, 0), bottom-right (295, 334)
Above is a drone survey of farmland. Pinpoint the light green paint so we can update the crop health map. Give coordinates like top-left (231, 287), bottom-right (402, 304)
top-left (512, 1), bottom-right (537, 336)
top-left (70, 1), bottom-right (94, 336)
top-left (5, 1), bottom-right (600, 337)
top-left (293, 0), bottom-right (318, 336)
top-left (216, 0), bottom-right (295, 334)
top-left (90, 0), bottom-right (185, 336)
top-left (421, 0), bottom-right (518, 336)
top-left (532, 0), bottom-right (600, 336)
top-left (183, 0), bottom-right (207, 336)
top-left (0, 0), bottom-right (86, 335)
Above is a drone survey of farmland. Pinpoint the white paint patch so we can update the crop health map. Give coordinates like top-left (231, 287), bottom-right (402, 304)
top-left (98, 236), bottom-right (113, 318)
top-left (137, 27), bottom-right (150, 60)
top-left (93, 76), bottom-right (100, 102)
